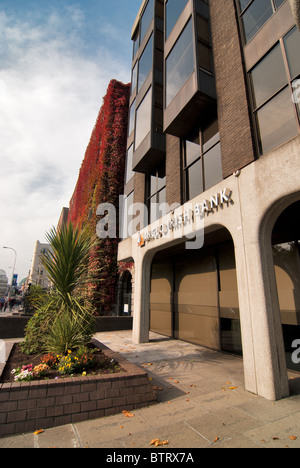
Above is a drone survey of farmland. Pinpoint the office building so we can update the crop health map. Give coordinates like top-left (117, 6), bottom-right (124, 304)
top-left (117, 0), bottom-right (300, 400)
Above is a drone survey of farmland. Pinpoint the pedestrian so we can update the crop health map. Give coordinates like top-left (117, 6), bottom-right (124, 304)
top-left (0, 297), bottom-right (4, 311)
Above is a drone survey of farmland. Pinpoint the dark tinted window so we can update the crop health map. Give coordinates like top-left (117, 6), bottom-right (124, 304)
top-left (166, 0), bottom-right (189, 39)
top-left (138, 34), bottom-right (153, 92)
top-left (251, 44), bottom-right (286, 108)
top-left (140, 0), bottom-right (154, 44)
top-left (166, 18), bottom-right (194, 107)
top-left (284, 27), bottom-right (300, 80)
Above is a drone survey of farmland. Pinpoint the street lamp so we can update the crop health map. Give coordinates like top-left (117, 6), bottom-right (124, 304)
top-left (3, 247), bottom-right (17, 288)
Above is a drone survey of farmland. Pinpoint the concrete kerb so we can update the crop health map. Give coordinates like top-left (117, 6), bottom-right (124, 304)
top-left (0, 330), bottom-right (299, 449)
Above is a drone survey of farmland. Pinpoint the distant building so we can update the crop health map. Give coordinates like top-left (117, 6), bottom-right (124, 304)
top-left (57, 207), bottom-right (69, 232)
top-left (0, 270), bottom-right (8, 296)
top-left (27, 241), bottom-right (52, 289)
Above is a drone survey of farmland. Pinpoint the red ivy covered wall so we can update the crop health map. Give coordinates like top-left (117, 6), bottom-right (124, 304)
top-left (68, 79), bottom-right (130, 315)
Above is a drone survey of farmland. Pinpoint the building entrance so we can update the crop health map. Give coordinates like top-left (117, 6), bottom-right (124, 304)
top-left (150, 239), bottom-right (242, 356)
top-left (272, 200), bottom-right (300, 372)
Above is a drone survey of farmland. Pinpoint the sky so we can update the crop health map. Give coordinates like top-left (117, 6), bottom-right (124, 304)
top-left (0, 0), bottom-right (141, 283)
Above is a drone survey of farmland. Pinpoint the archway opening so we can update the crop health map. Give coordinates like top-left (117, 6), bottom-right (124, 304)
top-left (150, 226), bottom-right (242, 356)
top-left (272, 200), bottom-right (300, 372)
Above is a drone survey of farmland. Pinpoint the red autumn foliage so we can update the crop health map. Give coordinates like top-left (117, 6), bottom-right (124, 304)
top-left (68, 79), bottom-right (130, 315)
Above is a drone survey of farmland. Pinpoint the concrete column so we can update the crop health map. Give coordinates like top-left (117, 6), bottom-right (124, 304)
top-left (289, 0), bottom-right (300, 29)
top-left (132, 251), bottom-right (153, 344)
top-left (241, 231), bottom-right (289, 401)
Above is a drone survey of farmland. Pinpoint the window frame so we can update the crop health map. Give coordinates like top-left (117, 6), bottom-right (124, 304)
top-left (145, 166), bottom-right (167, 224)
top-left (237, 0), bottom-right (287, 44)
top-left (249, 29), bottom-right (300, 156)
top-left (182, 121), bottom-right (222, 202)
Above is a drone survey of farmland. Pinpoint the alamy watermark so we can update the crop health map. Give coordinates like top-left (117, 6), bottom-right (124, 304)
top-left (0, 339), bottom-right (5, 365)
top-left (96, 189), bottom-right (233, 251)
top-left (292, 339), bottom-right (300, 365)
top-left (292, 79), bottom-right (300, 105)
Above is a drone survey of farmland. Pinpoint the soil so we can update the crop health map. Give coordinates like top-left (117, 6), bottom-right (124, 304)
top-left (0, 343), bottom-right (122, 384)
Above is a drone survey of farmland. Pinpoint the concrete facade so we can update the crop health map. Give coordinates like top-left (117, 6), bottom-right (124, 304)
top-left (118, 135), bottom-right (300, 401)
top-left (27, 241), bottom-right (52, 289)
top-left (118, 0), bottom-right (300, 401)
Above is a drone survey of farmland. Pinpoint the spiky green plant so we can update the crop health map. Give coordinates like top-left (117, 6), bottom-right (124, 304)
top-left (21, 223), bottom-right (100, 355)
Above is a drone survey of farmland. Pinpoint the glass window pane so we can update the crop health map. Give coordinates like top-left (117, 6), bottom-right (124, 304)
top-left (150, 196), bottom-right (159, 223)
top-left (138, 34), bottom-right (153, 92)
top-left (187, 158), bottom-right (203, 200)
top-left (256, 87), bottom-right (298, 154)
top-left (197, 41), bottom-right (212, 72)
top-left (135, 87), bottom-right (152, 149)
top-left (131, 62), bottom-right (138, 95)
top-left (251, 44), bottom-right (287, 108)
top-left (122, 191), bottom-right (134, 239)
top-left (294, 79), bottom-right (300, 121)
top-left (125, 145), bottom-right (134, 184)
top-left (133, 33), bottom-right (139, 58)
top-left (197, 16), bottom-right (210, 43)
top-left (203, 143), bottom-right (223, 190)
top-left (140, 0), bottom-right (154, 44)
top-left (203, 119), bottom-right (219, 152)
top-left (150, 174), bottom-right (157, 196)
top-left (185, 140), bottom-right (200, 167)
top-left (166, 0), bottom-right (189, 39)
top-left (239, 0), bottom-right (251, 12)
top-left (166, 18), bottom-right (195, 107)
top-left (274, 0), bottom-right (286, 8)
top-left (128, 100), bottom-right (136, 136)
top-left (241, 0), bottom-right (273, 43)
top-left (284, 27), bottom-right (300, 80)
top-left (157, 173), bottom-right (166, 192)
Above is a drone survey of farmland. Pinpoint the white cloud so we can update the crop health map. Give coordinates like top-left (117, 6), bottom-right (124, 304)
top-left (0, 6), bottom-right (131, 281)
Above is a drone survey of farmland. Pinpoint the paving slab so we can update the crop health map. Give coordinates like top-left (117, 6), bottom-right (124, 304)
top-left (0, 330), bottom-right (299, 449)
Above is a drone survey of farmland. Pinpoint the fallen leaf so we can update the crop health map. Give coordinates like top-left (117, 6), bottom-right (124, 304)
top-left (122, 410), bottom-right (134, 418)
top-left (34, 429), bottom-right (44, 435)
top-left (174, 380), bottom-right (180, 384)
top-left (226, 382), bottom-right (232, 385)
top-left (120, 426), bottom-right (124, 429)
top-left (213, 437), bottom-right (220, 443)
top-left (289, 436), bottom-right (297, 441)
top-left (150, 438), bottom-right (160, 446)
top-left (272, 437), bottom-right (279, 440)
top-left (150, 439), bottom-right (169, 447)
top-left (229, 387), bottom-right (238, 390)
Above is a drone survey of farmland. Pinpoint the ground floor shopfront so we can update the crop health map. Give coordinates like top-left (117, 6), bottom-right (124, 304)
top-left (118, 136), bottom-right (300, 401)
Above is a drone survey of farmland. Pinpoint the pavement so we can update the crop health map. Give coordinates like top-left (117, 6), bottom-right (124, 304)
top-left (0, 330), bottom-right (300, 449)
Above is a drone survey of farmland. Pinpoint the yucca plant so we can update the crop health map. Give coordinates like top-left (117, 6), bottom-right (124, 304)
top-left (21, 223), bottom-right (100, 355)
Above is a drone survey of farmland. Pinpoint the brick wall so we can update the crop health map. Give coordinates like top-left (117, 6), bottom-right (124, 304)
top-left (210, 0), bottom-right (255, 178)
top-left (166, 134), bottom-right (182, 208)
top-left (0, 341), bottom-right (156, 438)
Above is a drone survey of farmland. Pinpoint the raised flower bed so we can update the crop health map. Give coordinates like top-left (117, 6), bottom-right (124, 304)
top-left (0, 339), bottom-right (157, 438)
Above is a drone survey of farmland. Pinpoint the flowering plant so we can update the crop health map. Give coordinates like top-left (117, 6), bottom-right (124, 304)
top-left (11, 364), bottom-right (35, 382)
top-left (57, 349), bottom-right (95, 375)
top-left (40, 353), bottom-right (61, 369)
top-left (33, 363), bottom-right (50, 378)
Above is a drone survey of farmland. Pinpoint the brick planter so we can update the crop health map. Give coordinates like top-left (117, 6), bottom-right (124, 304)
top-left (0, 339), bottom-right (157, 438)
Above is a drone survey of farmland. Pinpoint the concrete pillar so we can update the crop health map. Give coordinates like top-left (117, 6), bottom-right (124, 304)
top-left (240, 231), bottom-right (289, 401)
top-left (289, 0), bottom-right (300, 30)
top-left (132, 251), bottom-right (152, 344)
